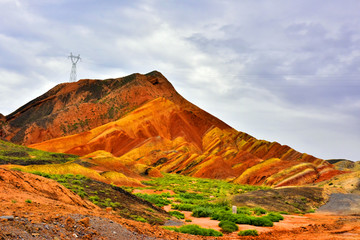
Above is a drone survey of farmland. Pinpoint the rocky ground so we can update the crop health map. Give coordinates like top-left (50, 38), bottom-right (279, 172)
top-left (1, 167), bottom-right (360, 239)
top-left (1, 206), bottom-right (359, 240)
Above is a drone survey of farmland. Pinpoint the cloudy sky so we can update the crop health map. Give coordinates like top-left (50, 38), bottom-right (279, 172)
top-left (0, 0), bottom-right (359, 161)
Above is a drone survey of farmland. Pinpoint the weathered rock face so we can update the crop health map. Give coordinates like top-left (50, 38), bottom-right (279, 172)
top-left (2, 70), bottom-right (343, 186)
top-left (2, 71), bottom-right (229, 145)
top-left (29, 95), bottom-right (343, 187)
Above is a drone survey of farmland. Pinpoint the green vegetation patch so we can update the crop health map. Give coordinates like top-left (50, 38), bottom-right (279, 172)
top-left (238, 229), bottom-right (259, 236)
top-left (134, 193), bottom-right (171, 207)
top-left (168, 211), bottom-right (185, 219)
top-left (164, 224), bottom-right (223, 237)
top-left (140, 173), bottom-right (269, 199)
top-left (29, 171), bottom-right (168, 224)
top-left (0, 140), bottom-right (78, 165)
top-left (218, 220), bottom-right (238, 233)
top-left (132, 173), bottom-right (284, 228)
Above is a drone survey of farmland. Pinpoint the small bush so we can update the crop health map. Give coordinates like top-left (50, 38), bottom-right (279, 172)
top-left (25, 199), bottom-right (32, 203)
top-left (178, 192), bottom-right (206, 200)
top-left (64, 174), bottom-right (74, 179)
top-left (253, 207), bottom-right (267, 215)
top-left (238, 229), bottom-right (259, 236)
top-left (185, 219), bottom-right (192, 222)
top-left (210, 210), bottom-right (231, 220)
top-left (169, 211), bottom-right (185, 219)
top-left (77, 191), bottom-right (87, 198)
top-left (135, 193), bottom-right (171, 207)
top-left (232, 214), bottom-right (252, 225)
top-left (131, 215), bottom-right (147, 223)
top-left (250, 216), bottom-right (273, 227)
top-left (265, 212), bottom-right (284, 222)
top-left (72, 180), bottom-right (82, 185)
top-left (165, 224), bottom-right (223, 237)
top-left (89, 196), bottom-right (100, 202)
top-left (237, 207), bottom-right (252, 215)
top-left (192, 207), bottom-right (213, 217)
top-left (218, 220), bottom-right (238, 233)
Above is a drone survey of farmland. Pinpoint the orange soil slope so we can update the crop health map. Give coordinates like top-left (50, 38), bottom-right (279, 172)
top-left (0, 167), bottom-right (95, 209)
top-left (1, 71), bottom-right (229, 145)
top-left (29, 97), bottom-right (342, 187)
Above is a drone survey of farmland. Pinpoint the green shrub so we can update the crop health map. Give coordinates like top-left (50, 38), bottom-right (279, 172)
top-left (210, 210), bottom-right (231, 220)
top-left (89, 196), bottom-right (100, 202)
top-left (77, 191), bottom-right (87, 198)
top-left (237, 207), bottom-right (252, 215)
top-left (232, 214), bottom-right (252, 225)
top-left (131, 215), bottom-right (147, 222)
top-left (64, 174), bottom-right (74, 179)
top-left (253, 207), bottom-right (267, 215)
top-left (178, 192), bottom-right (206, 200)
top-left (250, 216), bottom-right (273, 227)
top-left (192, 207), bottom-right (213, 217)
top-left (165, 224), bottom-right (223, 237)
top-left (265, 212), bottom-right (284, 222)
top-left (25, 199), bottom-right (32, 203)
top-left (238, 229), bottom-right (259, 236)
top-left (110, 202), bottom-right (122, 208)
top-left (135, 193), bottom-right (171, 207)
top-left (72, 180), bottom-right (82, 185)
top-left (169, 211), bottom-right (185, 219)
top-left (218, 220), bottom-right (238, 233)
top-left (211, 211), bottom-right (252, 225)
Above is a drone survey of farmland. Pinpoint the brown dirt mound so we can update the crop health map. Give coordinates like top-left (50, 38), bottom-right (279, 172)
top-left (233, 187), bottom-right (326, 213)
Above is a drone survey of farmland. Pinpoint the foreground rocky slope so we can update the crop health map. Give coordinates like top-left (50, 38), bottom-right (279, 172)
top-left (1, 167), bottom-right (359, 239)
top-left (0, 167), bottom-right (94, 208)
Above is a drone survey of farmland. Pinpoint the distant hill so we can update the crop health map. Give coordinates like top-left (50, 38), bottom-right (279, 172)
top-left (327, 159), bottom-right (360, 171)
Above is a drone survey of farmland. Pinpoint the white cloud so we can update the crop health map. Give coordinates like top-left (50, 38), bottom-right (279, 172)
top-left (0, 0), bottom-right (359, 160)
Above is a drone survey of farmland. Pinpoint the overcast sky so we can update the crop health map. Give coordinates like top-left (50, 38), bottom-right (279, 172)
top-left (0, 0), bottom-right (359, 161)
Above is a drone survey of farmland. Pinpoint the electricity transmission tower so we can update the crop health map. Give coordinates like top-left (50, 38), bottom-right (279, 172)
top-left (68, 52), bottom-right (81, 82)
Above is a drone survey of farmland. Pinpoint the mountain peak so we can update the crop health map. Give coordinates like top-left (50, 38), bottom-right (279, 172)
top-left (1, 71), bottom-right (229, 145)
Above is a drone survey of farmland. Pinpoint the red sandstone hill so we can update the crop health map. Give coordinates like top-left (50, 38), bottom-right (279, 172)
top-left (21, 71), bottom-right (343, 186)
top-left (0, 71), bottom-right (229, 145)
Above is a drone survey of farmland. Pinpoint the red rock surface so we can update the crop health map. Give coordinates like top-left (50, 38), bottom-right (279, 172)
top-left (28, 92), bottom-right (343, 186)
top-left (0, 70), bottom-right (343, 186)
top-left (1, 71), bottom-right (229, 145)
